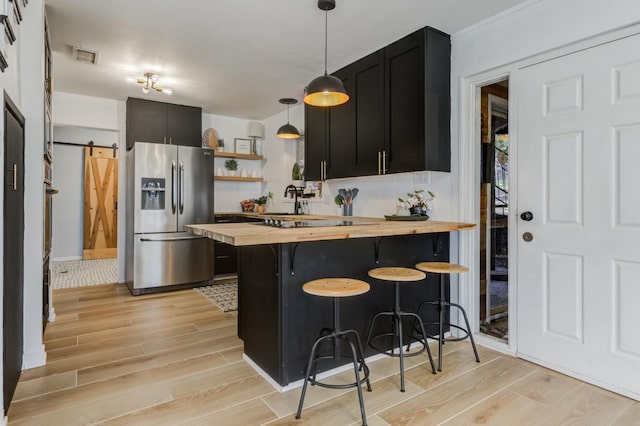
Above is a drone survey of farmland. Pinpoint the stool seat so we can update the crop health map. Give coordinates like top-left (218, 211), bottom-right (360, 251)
top-left (415, 262), bottom-right (469, 274)
top-left (368, 267), bottom-right (426, 282)
top-left (303, 278), bottom-right (370, 298)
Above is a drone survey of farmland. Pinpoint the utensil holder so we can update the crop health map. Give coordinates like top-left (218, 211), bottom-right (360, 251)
top-left (343, 203), bottom-right (353, 216)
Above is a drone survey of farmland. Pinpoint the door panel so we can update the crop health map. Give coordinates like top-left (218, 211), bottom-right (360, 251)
top-left (3, 94), bottom-right (25, 412)
top-left (126, 98), bottom-right (167, 150)
top-left (83, 147), bottom-right (118, 259)
top-left (133, 143), bottom-right (177, 233)
top-left (517, 33), bottom-right (640, 399)
top-left (176, 146), bottom-right (214, 229)
top-left (167, 103), bottom-right (202, 147)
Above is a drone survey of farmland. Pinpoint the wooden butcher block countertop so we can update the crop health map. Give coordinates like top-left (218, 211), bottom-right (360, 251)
top-left (186, 214), bottom-right (475, 246)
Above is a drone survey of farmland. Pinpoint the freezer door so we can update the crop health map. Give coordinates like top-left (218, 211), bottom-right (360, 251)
top-left (132, 232), bottom-right (214, 289)
top-left (177, 146), bottom-right (215, 229)
top-left (134, 143), bottom-right (178, 233)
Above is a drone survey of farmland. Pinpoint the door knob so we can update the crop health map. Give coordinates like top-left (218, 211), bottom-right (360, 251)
top-left (520, 211), bottom-right (534, 221)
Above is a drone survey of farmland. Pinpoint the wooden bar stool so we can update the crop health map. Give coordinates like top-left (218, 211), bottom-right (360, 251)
top-left (296, 278), bottom-right (372, 426)
top-left (365, 267), bottom-right (436, 392)
top-left (414, 262), bottom-right (480, 371)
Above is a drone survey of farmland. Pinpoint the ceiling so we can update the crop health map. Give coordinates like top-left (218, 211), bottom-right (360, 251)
top-left (46, 0), bottom-right (529, 120)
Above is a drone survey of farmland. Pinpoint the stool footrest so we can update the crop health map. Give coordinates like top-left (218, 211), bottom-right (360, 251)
top-left (306, 354), bottom-right (370, 390)
top-left (368, 333), bottom-right (427, 358)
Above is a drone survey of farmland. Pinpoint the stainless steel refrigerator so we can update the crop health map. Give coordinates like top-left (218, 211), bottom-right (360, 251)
top-left (125, 142), bottom-right (215, 295)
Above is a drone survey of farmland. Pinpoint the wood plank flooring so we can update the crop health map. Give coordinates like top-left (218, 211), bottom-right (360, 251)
top-left (8, 283), bottom-right (639, 425)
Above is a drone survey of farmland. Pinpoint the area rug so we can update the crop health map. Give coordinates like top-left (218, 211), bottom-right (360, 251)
top-left (195, 281), bottom-right (238, 312)
top-left (51, 258), bottom-right (118, 289)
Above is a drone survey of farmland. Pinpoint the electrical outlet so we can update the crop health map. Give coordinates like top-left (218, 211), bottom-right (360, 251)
top-left (413, 171), bottom-right (430, 186)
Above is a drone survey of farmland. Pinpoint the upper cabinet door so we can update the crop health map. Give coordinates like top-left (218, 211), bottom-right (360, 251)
top-left (385, 27), bottom-right (450, 173)
top-left (167, 103), bottom-right (202, 147)
top-left (353, 49), bottom-right (385, 176)
top-left (126, 98), bottom-right (168, 150)
top-left (304, 105), bottom-right (328, 181)
top-left (327, 67), bottom-right (355, 179)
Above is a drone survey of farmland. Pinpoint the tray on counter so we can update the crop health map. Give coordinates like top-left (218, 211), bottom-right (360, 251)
top-left (384, 214), bottom-right (429, 221)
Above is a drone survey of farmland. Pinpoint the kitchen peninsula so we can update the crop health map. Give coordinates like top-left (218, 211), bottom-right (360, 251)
top-left (186, 216), bottom-right (474, 389)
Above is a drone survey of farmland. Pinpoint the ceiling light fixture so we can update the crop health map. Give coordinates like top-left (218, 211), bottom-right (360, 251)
top-left (304, 0), bottom-right (349, 107)
top-left (126, 72), bottom-right (173, 95)
top-left (277, 98), bottom-right (301, 139)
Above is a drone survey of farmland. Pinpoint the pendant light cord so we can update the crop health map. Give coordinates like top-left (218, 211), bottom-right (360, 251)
top-left (287, 104), bottom-right (290, 124)
top-left (324, 8), bottom-right (328, 75)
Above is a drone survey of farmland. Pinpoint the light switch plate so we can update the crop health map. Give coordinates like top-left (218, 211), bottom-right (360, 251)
top-left (413, 171), bottom-right (430, 185)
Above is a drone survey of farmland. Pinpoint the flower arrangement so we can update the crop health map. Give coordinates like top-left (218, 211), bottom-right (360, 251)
top-left (398, 189), bottom-right (435, 215)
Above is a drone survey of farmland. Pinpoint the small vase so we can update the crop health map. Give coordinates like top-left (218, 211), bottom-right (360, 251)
top-left (409, 206), bottom-right (426, 216)
top-left (343, 203), bottom-right (353, 216)
top-left (257, 205), bottom-right (265, 213)
top-left (228, 170), bottom-right (237, 177)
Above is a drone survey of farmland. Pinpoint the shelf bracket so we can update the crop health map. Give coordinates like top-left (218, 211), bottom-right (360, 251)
top-left (268, 244), bottom-right (279, 277)
top-left (289, 242), bottom-right (301, 275)
top-left (374, 236), bottom-right (385, 264)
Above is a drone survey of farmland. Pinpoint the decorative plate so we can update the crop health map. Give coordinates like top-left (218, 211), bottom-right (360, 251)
top-left (384, 214), bottom-right (429, 221)
top-left (202, 128), bottom-right (219, 149)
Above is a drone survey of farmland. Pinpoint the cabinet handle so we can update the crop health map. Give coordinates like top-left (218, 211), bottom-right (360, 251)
top-left (377, 152), bottom-right (381, 175)
top-left (163, 136), bottom-right (167, 144)
top-left (169, 137), bottom-right (173, 145)
top-left (382, 151), bottom-right (387, 174)
top-left (324, 161), bottom-right (327, 180)
top-left (7, 164), bottom-right (16, 190)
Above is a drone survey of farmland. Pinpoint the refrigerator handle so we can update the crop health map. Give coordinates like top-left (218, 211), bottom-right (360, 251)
top-left (179, 161), bottom-right (185, 214)
top-left (171, 160), bottom-right (177, 214)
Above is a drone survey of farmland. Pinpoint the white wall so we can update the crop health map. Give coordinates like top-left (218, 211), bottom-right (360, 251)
top-left (51, 127), bottom-right (119, 260)
top-left (0, 0), bottom-right (47, 413)
top-left (203, 113), bottom-right (264, 212)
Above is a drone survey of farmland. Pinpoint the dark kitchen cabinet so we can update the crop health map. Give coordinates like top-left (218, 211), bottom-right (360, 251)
top-left (126, 98), bottom-right (202, 150)
top-left (304, 104), bottom-right (328, 181)
top-left (304, 26), bottom-right (450, 179)
top-left (384, 26), bottom-right (450, 173)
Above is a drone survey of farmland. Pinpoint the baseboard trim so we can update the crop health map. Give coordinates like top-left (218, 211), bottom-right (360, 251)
top-left (52, 256), bottom-right (82, 261)
top-left (22, 344), bottom-right (47, 369)
top-left (243, 352), bottom-right (387, 393)
top-left (48, 306), bottom-right (56, 322)
top-left (2, 414), bottom-right (7, 426)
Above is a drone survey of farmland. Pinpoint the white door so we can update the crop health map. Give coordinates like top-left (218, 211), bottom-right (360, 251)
top-left (517, 33), bottom-right (640, 400)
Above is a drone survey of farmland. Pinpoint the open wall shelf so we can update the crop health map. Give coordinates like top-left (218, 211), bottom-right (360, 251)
top-left (214, 152), bottom-right (264, 160)
top-left (215, 176), bottom-right (263, 182)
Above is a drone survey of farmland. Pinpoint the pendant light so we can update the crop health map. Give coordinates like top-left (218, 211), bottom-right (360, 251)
top-left (277, 98), bottom-right (301, 139)
top-left (304, 0), bottom-right (349, 107)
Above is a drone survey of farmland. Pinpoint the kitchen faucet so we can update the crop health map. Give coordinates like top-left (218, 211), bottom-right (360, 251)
top-left (284, 184), bottom-right (301, 214)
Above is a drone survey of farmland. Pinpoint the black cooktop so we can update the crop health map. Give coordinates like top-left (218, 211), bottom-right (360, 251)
top-left (254, 219), bottom-right (378, 229)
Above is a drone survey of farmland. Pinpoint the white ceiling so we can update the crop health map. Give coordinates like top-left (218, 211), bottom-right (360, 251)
top-left (46, 0), bottom-right (529, 120)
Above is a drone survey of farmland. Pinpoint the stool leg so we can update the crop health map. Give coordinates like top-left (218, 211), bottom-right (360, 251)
top-left (438, 273), bottom-right (445, 372)
top-left (450, 301), bottom-right (481, 363)
top-left (407, 312), bottom-right (436, 374)
top-left (346, 339), bottom-right (368, 426)
top-left (395, 311), bottom-right (406, 392)
top-left (296, 335), bottom-right (328, 419)
top-left (344, 329), bottom-right (372, 392)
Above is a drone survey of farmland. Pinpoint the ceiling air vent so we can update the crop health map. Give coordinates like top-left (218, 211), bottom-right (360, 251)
top-left (71, 46), bottom-right (99, 65)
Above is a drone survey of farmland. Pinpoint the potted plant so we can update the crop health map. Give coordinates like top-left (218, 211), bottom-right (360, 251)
top-left (254, 191), bottom-right (273, 213)
top-left (292, 162), bottom-right (304, 187)
top-left (398, 189), bottom-right (435, 216)
top-left (224, 159), bottom-right (238, 176)
top-left (334, 194), bottom-right (344, 216)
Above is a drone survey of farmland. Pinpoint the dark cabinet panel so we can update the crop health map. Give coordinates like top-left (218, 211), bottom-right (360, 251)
top-left (126, 98), bottom-right (167, 149)
top-left (167, 103), bottom-right (202, 147)
top-left (385, 27), bottom-right (450, 173)
top-left (353, 50), bottom-right (385, 176)
top-left (327, 67), bottom-right (355, 179)
top-left (214, 241), bottom-right (238, 275)
top-left (304, 104), bottom-right (328, 181)
top-left (126, 98), bottom-right (202, 150)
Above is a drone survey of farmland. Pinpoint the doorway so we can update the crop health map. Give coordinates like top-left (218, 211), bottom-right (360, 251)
top-left (478, 80), bottom-right (510, 342)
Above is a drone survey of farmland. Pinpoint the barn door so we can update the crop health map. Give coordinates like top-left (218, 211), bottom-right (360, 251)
top-left (83, 146), bottom-right (118, 259)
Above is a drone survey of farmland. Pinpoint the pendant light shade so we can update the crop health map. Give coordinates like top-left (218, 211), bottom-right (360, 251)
top-left (304, 74), bottom-right (349, 107)
top-left (277, 98), bottom-right (300, 139)
top-left (304, 0), bottom-right (349, 107)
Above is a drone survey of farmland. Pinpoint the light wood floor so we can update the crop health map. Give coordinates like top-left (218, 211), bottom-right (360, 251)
top-left (8, 283), bottom-right (639, 425)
